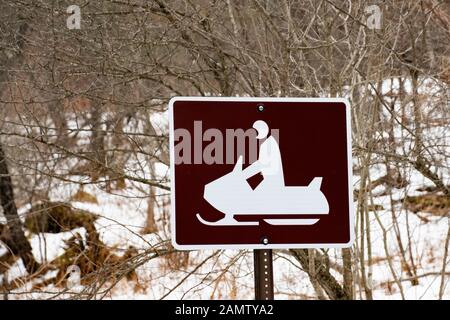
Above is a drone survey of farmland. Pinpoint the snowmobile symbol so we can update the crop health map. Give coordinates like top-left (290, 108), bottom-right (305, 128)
top-left (196, 120), bottom-right (330, 226)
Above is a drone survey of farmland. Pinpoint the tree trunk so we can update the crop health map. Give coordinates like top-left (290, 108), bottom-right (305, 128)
top-left (142, 169), bottom-right (158, 234)
top-left (342, 248), bottom-right (353, 299)
top-left (89, 102), bottom-right (107, 183)
top-left (142, 119), bottom-right (161, 234)
top-left (0, 142), bottom-right (39, 274)
top-left (290, 249), bottom-right (349, 300)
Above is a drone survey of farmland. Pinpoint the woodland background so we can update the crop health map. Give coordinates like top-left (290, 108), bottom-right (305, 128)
top-left (0, 0), bottom-right (449, 299)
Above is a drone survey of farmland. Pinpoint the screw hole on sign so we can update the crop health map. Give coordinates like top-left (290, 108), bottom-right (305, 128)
top-left (257, 104), bottom-right (264, 112)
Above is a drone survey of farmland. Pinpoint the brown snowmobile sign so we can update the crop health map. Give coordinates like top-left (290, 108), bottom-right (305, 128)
top-left (169, 97), bottom-right (354, 249)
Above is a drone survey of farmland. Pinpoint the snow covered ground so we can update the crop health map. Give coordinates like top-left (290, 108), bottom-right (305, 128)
top-left (1, 78), bottom-right (449, 300)
top-left (2, 139), bottom-right (447, 300)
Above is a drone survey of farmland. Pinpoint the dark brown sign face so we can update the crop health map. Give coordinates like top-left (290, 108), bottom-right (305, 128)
top-left (169, 97), bottom-right (353, 249)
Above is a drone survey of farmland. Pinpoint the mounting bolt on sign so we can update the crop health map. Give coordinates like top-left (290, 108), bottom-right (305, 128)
top-left (169, 97), bottom-right (354, 300)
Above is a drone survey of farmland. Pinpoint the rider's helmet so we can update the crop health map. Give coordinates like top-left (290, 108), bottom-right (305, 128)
top-left (253, 120), bottom-right (269, 139)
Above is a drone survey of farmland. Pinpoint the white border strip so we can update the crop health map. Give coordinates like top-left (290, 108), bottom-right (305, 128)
top-left (169, 97), bottom-right (354, 250)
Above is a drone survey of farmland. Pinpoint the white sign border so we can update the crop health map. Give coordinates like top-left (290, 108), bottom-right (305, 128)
top-left (169, 96), bottom-right (354, 250)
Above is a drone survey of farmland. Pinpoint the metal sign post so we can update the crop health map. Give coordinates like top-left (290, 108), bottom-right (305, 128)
top-left (254, 249), bottom-right (274, 300)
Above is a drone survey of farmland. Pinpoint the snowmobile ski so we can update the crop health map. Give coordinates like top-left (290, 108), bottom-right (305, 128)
top-left (264, 218), bottom-right (320, 226)
top-left (196, 213), bottom-right (259, 226)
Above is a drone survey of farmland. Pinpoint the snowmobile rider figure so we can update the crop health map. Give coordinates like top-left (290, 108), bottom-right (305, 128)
top-left (242, 120), bottom-right (285, 191)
